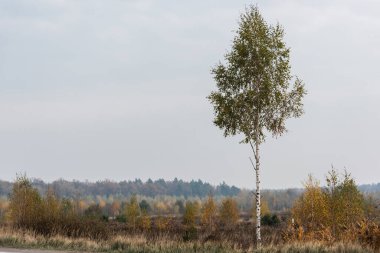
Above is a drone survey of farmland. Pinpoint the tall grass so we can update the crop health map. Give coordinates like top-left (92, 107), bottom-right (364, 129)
top-left (0, 227), bottom-right (375, 253)
top-left (0, 227), bottom-right (239, 253)
top-left (256, 242), bottom-right (374, 253)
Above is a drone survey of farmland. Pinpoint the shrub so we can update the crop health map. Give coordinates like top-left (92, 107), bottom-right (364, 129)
top-left (139, 199), bottom-right (151, 213)
top-left (84, 204), bottom-right (103, 220)
top-left (201, 195), bottom-right (217, 229)
top-left (219, 198), bottom-right (239, 228)
top-left (137, 210), bottom-right (151, 230)
top-left (261, 214), bottom-right (280, 226)
top-left (182, 226), bottom-right (198, 241)
top-left (183, 201), bottom-right (198, 227)
top-left (8, 175), bottom-right (44, 231)
top-left (291, 170), bottom-right (367, 242)
top-left (125, 195), bottom-right (140, 229)
top-left (292, 175), bottom-right (328, 231)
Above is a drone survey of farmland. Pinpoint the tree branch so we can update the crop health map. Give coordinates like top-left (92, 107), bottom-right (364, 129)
top-left (249, 156), bottom-right (257, 171)
top-left (249, 140), bottom-right (257, 159)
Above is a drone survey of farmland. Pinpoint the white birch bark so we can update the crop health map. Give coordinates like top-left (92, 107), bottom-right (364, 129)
top-left (255, 141), bottom-right (261, 248)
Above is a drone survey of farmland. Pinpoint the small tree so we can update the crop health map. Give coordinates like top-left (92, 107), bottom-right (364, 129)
top-left (201, 195), bottom-right (218, 229)
top-left (183, 201), bottom-right (198, 227)
top-left (292, 175), bottom-right (328, 231)
top-left (43, 187), bottom-right (60, 224)
top-left (208, 5), bottom-right (306, 247)
top-left (324, 169), bottom-right (364, 236)
top-left (125, 195), bottom-right (140, 229)
top-left (219, 198), bottom-right (239, 228)
top-left (292, 170), bottom-right (365, 240)
top-left (8, 175), bottom-right (43, 230)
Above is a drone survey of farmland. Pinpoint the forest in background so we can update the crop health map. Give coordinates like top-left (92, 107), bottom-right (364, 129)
top-left (0, 177), bottom-right (379, 216)
top-left (0, 178), bottom-right (241, 198)
top-left (0, 178), bottom-right (302, 215)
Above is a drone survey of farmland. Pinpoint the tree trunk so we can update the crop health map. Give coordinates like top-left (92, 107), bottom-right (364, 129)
top-left (255, 141), bottom-right (261, 248)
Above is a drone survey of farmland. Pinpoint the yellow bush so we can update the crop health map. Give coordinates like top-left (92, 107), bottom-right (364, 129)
top-left (219, 198), bottom-right (239, 227)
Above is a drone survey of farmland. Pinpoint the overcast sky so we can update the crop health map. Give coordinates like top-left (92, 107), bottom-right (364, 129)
top-left (1, 0), bottom-right (379, 189)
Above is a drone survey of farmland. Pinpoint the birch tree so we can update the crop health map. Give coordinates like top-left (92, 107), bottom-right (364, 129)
top-left (208, 6), bottom-right (306, 248)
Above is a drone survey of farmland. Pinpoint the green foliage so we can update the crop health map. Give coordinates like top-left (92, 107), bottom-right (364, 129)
top-left (261, 214), bottom-right (280, 226)
top-left (115, 214), bottom-right (126, 223)
top-left (208, 6), bottom-right (305, 247)
top-left (139, 199), bottom-right (151, 213)
top-left (208, 5), bottom-right (306, 144)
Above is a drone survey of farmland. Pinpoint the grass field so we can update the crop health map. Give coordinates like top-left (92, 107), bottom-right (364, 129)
top-left (0, 227), bottom-right (375, 253)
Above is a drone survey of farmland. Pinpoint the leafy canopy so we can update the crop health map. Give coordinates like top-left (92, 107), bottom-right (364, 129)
top-left (208, 6), bottom-right (306, 144)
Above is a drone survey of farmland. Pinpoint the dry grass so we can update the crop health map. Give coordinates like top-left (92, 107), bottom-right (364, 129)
top-left (256, 242), bottom-right (374, 253)
top-left (0, 227), bottom-right (240, 253)
top-left (0, 227), bottom-right (376, 253)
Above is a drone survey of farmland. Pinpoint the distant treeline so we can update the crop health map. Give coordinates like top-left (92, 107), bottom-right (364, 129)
top-left (0, 178), bottom-right (379, 208)
top-left (0, 178), bottom-right (241, 199)
top-left (359, 183), bottom-right (380, 194)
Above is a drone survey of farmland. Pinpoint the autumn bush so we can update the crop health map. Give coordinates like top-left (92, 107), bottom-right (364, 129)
top-left (137, 210), bottom-right (151, 230)
top-left (290, 169), bottom-right (380, 250)
top-left (8, 175), bottom-right (44, 230)
top-left (292, 175), bottom-right (329, 233)
top-left (219, 198), bottom-right (239, 228)
top-left (200, 195), bottom-right (218, 230)
top-left (6, 175), bottom-right (110, 240)
top-left (183, 201), bottom-right (199, 227)
top-left (125, 195), bottom-right (140, 229)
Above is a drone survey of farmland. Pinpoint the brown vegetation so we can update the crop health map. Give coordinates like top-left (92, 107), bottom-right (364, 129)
top-left (289, 170), bottom-right (380, 250)
top-left (0, 173), bottom-right (379, 252)
top-left (219, 198), bottom-right (239, 228)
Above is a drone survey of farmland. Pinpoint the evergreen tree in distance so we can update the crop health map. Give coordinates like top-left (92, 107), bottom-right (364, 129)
top-left (208, 6), bottom-right (306, 248)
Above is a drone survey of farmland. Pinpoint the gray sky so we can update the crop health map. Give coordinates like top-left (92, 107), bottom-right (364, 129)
top-left (1, 0), bottom-right (379, 189)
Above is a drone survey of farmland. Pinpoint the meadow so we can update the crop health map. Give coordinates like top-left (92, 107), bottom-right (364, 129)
top-left (0, 172), bottom-right (379, 252)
